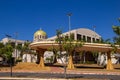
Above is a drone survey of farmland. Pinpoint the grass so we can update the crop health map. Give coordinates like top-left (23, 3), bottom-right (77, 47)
top-left (0, 62), bottom-right (50, 72)
top-left (0, 63), bottom-right (120, 73)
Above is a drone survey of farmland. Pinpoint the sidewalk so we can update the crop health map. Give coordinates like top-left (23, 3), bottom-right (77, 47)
top-left (1, 63), bottom-right (120, 78)
top-left (50, 67), bottom-right (120, 75)
top-left (0, 66), bottom-right (119, 80)
top-left (0, 77), bottom-right (110, 80)
top-left (1, 66), bottom-right (120, 76)
top-left (1, 66), bottom-right (120, 74)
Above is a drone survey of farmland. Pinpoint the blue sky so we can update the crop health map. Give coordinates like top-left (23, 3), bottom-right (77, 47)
top-left (0, 0), bottom-right (120, 42)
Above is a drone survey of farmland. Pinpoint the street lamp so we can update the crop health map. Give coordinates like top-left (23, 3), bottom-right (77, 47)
top-left (67, 13), bottom-right (72, 36)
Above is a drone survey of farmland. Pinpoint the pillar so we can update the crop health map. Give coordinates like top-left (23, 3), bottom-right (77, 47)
top-left (106, 51), bottom-right (114, 70)
top-left (91, 37), bottom-right (93, 43)
top-left (85, 36), bottom-right (87, 42)
top-left (74, 31), bottom-right (77, 40)
top-left (37, 49), bottom-right (45, 68)
top-left (67, 52), bottom-right (75, 69)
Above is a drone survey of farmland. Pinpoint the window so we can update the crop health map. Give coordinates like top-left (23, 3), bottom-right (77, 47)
top-left (77, 34), bottom-right (81, 41)
top-left (87, 36), bottom-right (91, 42)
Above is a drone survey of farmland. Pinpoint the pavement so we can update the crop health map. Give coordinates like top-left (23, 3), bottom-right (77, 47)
top-left (0, 64), bottom-right (120, 80)
top-left (1, 66), bottom-right (120, 75)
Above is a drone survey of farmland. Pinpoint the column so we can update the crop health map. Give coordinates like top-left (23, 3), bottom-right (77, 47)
top-left (37, 49), bottom-right (46, 68)
top-left (91, 37), bottom-right (93, 43)
top-left (67, 51), bottom-right (75, 69)
top-left (85, 36), bottom-right (87, 42)
top-left (106, 51), bottom-right (114, 70)
top-left (74, 31), bottom-right (77, 40)
top-left (74, 32), bottom-right (77, 40)
top-left (81, 35), bottom-right (83, 41)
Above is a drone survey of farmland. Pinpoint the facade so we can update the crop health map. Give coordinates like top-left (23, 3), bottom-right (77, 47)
top-left (47, 28), bottom-right (101, 43)
top-left (0, 37), bottom-right (37, 63)
top-left (32, 28), bottom-right (120, 66)
top-left (33, 28), bottom-right (102, 64)
top-left (1, 37), bottom-right (25, 46)
top-left (1, 37), bottom-right (25, 58)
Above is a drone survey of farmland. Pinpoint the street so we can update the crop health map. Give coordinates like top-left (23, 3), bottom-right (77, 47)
top-left (0, 72), bottom-right (120, 80)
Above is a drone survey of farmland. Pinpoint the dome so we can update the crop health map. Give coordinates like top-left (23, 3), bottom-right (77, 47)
top-left (34, 29), bottom-right (47, 42)
top-left (34, 29), bottom-right (47, 36)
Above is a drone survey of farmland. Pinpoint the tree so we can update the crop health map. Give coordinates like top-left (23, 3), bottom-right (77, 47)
top-left (56, 29), bottom-right (83, 69)
top-left (0, 42), bottom-right (5, 57)
top-left (16, 44), bottom-right (22, 56)
top-left (20, 41), bottom-right (31, 55)
top-left (100, 38), bottom-right (111, 44)
top-left (47, 47), bottom-right (59, 64)
top-left (15, 41), bottom-right (32, 63)
top-left (4, 43), bottom-right (13, 61)
top-left (62, 34), bottom-right (83, 69)
top-left (112, 18), bottom-right (120, 45)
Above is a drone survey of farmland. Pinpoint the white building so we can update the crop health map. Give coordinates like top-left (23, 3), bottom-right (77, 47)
top-left (1, 37), bottom-right (25, 58)
top-left (47, 28), bottom-right (101, 43)
top-left (33, 28), bottom-right (120, 65)
top-left (0, 37), bottom-right (37, 63)
top-left (33, 28), bottom-right (101, 64)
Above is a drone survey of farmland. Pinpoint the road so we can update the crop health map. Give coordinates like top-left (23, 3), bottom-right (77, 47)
top-left (0, 72), bottom-right (120, 80)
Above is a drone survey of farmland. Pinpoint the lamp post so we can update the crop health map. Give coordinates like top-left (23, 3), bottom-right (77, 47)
top-left (62, 13), bottom-right (72, 78)
top-left (67, 13), bottom-right (72, 37)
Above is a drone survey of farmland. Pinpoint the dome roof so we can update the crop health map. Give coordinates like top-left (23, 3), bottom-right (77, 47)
top-left (34, 29), bottom-right (47, 36)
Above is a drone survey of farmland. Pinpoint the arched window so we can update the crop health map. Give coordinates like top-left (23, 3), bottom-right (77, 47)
top-left (39, 35), bottom-right (41, 39)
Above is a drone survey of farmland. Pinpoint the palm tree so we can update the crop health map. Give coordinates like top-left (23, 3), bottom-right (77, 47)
top-left (100, 38), bottom-right (111, 44)
top-left (112, 18), bottom-right (120, 45)
top-left (15, 44), bottom-right (22, 62)
top-left (15, 41), bottom-right (32, 63)
top-left (22, 41), bottom-right (31, 62)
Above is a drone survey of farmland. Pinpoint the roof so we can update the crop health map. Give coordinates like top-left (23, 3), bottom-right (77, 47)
top-left (34, 29), bottom-right (47, 36)
top-left (47, 28), bottom-right (101, 40)
top-left (29, 41), bottom-right (120, 53)
top-left (76, 28), bottom-right (101, 38)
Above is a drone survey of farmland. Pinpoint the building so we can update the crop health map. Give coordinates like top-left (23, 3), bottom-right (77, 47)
top-left (32, 28), bottom-right (120, 66)
top-left (0, 37), bottom-right (37, 63)
top-left (34, 29), bottom-right (47, 42)
top-left (33, 28), bottom-right (102, 64)
top-left (47, 28), bottom-right (101, 43)
top-left (1, 37), bottom-right (25, 46)
top-left (1, 37), bottom-right (25, 58)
